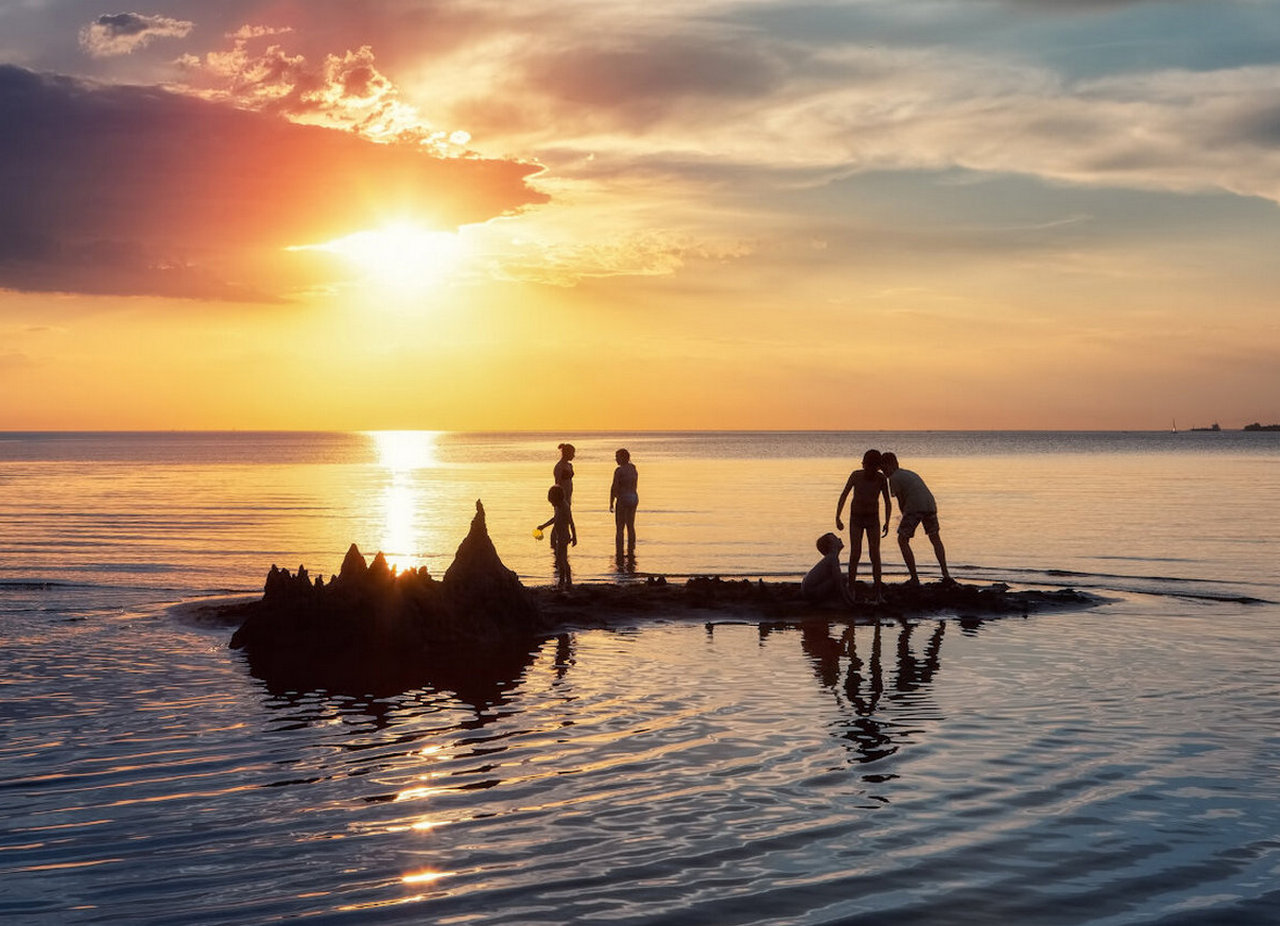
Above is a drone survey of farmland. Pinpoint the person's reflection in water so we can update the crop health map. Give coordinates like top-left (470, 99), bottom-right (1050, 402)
top-left (800, 620), bottom-right (845, 688)
top-left (894, 619), bottom-right (945, 691)
top-left (798, 616), bottom-right (952, 767)
top-left (553, 632), bottom-right (575, 682)
top-left (841, 620), bottom-right (895, 763)
top-left (844, 619), bottom-right (884, 717)
top-left (922, 621), bottom-right (944, 681)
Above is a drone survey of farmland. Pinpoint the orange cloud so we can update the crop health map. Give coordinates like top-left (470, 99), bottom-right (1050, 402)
top-left (177, 28), bottom-right (467, 152)
top-left (0, 65), bottom-right (546, 301)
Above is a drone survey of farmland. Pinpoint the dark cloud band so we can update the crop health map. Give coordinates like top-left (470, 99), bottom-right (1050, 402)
top-left (0, 65), bottom-right (545, 301)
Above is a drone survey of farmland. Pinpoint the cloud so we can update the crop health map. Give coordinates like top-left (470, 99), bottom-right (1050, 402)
top-left (0, 65), bottom-right (546, 301)
top-left (524, 31), bottom-right (790, 109)
top-left (177, 28), bottom-right (469, 152)
top-left (24, 1), bottom-right (1280, 300)
top-left (79, 12), bottom-right (194, 58)
top-left (479, 230), bottom-right (754, 287)
top-left (461, 28), bottom-right (1280, 207)
top-left (996, 0), bottom-right (1162, 8)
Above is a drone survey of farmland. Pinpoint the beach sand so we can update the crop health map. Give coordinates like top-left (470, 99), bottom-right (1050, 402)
top-left (179, 575), bottom-right (1098, 634)
top-left (530, 576), bottom-right (1098, 628)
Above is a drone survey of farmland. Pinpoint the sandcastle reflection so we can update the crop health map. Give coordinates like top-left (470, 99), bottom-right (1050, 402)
top-left (251, 637), bottom-right (549, 733)
top-left (248, 609), bottom-right (966, 807)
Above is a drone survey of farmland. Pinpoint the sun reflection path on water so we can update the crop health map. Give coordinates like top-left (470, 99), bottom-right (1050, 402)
top-left (365, 431), bottom-right (443, 574)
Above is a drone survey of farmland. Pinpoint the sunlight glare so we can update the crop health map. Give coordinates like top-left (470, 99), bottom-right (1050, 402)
top-left (380, 483), bottom-right (416, 574)
top-left (290, 223), bottom-right (466, 291)
top-left (366, 431), bottom-right (441, 574)
top-left (395, 786), bottom-right (445, 803)
top-left (402, 869), bottom-right (454, 885)
top-left (370, 431), bottom-right (440, 472)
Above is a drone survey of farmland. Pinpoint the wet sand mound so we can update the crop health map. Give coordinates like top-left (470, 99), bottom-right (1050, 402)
top-left (200, 499), bottom-right (1097, 695)
top-left (530, 575), bottom-right (1096, 628)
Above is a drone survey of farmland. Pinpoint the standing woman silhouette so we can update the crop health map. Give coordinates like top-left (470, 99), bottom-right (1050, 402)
top-left (609, 448), bottom-right (639, 564)
top-left (554, 443), bottom-right (576, 507)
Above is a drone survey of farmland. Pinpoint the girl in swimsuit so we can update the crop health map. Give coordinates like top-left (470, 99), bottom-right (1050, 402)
top-left (835, 448), bottom-right (891, 602)
top-left (609, 448), bottom-right (639, 565)
top-left (553, 443), bottom-right (575, 507)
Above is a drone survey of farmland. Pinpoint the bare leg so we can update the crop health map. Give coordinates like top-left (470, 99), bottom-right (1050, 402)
top-left (898, 533), bottom-right (919, 583)
top-left (867, 529), bottom-right (883, 600)
top-left (555, 543), bottom-right (572, 588)
top-left (929, 532), bottom-right (951, 582)
top-left (848, 529), bottom-right (864, 594)
top-left (615, 504), bottom-right (638, 563)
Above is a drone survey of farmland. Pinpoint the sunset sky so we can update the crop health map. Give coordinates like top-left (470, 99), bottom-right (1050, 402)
top-left (2, 1), bottom-right (1278, 430)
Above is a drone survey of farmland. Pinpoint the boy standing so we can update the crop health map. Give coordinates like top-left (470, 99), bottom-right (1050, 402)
top-left (835, 449), bottom-right (892, 602)
top-left (880, 452), bottom-right (953, 586)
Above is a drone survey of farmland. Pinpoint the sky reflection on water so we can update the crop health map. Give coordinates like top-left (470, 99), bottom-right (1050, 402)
top-left (3, 431), bottom-right (1280, 923)
top-left (4, 595), bottom-right (1280, 924)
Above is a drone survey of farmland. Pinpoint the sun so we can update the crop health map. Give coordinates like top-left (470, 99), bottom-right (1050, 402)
top-left (289, 222), bottom-right (467, 291)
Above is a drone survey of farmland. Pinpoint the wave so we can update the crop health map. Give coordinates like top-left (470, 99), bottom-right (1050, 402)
top-left (0, 579), bottom-right (110, 590)
top-left (957, 564), bottom-right (1274, 605)
top-left (0, 578), bottom-right (255, 598)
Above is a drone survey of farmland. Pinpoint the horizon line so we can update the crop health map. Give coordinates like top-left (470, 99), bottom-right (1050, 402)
top-left (3, 426), bottom-right (1275, 436)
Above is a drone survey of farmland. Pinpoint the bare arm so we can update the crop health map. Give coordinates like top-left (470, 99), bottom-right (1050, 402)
top-left (835, 473), bottom-right (855, 531)
top-left (833, 556), bottom-right (855, 605)
top-left (880, 477), bottom-right (892, 537)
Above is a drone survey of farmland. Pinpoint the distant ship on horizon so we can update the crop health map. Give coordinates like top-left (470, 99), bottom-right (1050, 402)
top-left (1172, 421), bottom-right (1280, 432)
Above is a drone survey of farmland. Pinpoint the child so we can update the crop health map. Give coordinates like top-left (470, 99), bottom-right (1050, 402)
top-left (880, 452), bottom-right (953, 586)
top-left (801, 533), bottom-right (854, 605)
top-left (835, 448), bottom-right (892, 602)
top-left (537, 484), bottom-right (577, 588)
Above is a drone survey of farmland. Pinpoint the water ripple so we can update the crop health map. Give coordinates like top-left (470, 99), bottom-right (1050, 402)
top-left (2, 606), bottom-right (1280, 924)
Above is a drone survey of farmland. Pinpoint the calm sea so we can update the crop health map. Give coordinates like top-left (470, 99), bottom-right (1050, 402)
top-left (2, 431), bottom-right (1279, 924)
